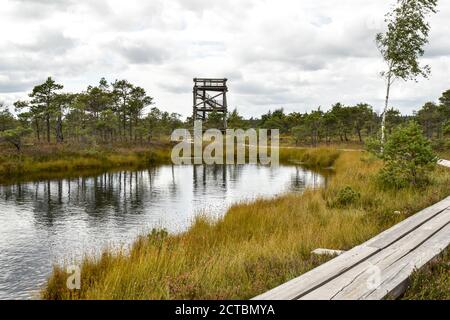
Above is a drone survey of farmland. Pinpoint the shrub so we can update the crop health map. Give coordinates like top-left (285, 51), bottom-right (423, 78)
top-left (365, 136), bottom-right (383, 157)
top-left (444, 120), bottom-right (450, 137)
top-left (333, 186), bottom-right (360, 207)
top-left (378, 122), bottom-right (437, 188)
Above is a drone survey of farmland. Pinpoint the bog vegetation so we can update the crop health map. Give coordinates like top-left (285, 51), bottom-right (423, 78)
top-left (40, 148), bottom-right (450, 300)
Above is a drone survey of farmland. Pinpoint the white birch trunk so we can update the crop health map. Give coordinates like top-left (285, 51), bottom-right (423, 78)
top-left (381, 72), bottom-right (392, 153)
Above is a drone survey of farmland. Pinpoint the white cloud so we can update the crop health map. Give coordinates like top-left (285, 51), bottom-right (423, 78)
top-left (1, 0), bottom-right (450, 117)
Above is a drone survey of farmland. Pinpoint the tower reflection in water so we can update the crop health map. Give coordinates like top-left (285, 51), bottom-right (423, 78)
top-left (0, 164), bottom-right (324, 299)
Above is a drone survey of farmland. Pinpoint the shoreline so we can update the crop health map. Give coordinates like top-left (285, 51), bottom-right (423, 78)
top-left (40, 149), bottom-right (450, 300)
top-left (0, 143), bottom-right (338, 185)
top-left (0, 143), bottom-right (173, 185)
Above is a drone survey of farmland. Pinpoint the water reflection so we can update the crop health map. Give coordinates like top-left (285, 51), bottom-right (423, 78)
top-left (0, 164), bottom-right (324, 299)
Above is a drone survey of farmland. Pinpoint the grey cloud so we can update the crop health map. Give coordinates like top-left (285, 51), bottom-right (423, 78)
top-left (1, 0), bottom-right (449, 117)
top-left (16, 30), bottom-right (76, 54)
top-left (158, 83), bottom-right (191, 94)
top-left (13, 0), bottom-right (73, 4)
top-left (191, 41), bottom-right (227, 58)
top-left (176, 0), bottom-right (249, 13)
top-left (86, 1), bottom-right (185, 32)
top-left (223, 70), bottom-right (243, 81)
top-left (295, 57), bottom-right (327, 71)
top-left (235, 12), bottom-right (381, 71)
top-left (0, 46), bottom-right (101, 92)
top-left (234, 80), bottom-right (291, 96)
top-left (0, 79), bottom-right (36, 93)
top-left (310, 15), bottom-right (333, 27)
top-left (236, 91), bottom-right (309, 112)
top-left (113, 42), bottom-right (170, 65)
top-left (425, 32), bottom-right (450, 57)
top-left (11, 0), bottom-right (75, 19)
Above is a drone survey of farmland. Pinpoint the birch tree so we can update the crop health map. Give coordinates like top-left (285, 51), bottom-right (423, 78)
top-left (376, 0), bottom-right (438, 147)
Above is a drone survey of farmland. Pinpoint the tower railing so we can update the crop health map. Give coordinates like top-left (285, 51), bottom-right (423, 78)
top-left (193, 78), bottom-right (228, 130)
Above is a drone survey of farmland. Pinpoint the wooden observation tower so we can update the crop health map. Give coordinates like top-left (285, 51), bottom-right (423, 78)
top-left (193, 78), bottom-right (228, 130)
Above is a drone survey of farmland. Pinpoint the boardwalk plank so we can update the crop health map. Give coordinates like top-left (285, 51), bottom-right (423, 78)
top-left (299, 208), bottom-right (450, 300)
top-left (365, 222), bottom-right (450, 300)
top-left (253, 196), bottom-right (450, 300)
top-left (252, 245), bottom-right (377, 300)
top-left (438, 159), bottom-right (450, 168)
top-left (367, 197), bottom-right (450, 249)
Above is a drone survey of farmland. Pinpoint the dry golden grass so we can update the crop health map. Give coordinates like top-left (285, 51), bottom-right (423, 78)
top-left (278, 147), bottom-right (341, 167)
top-left (0, 143), bottom-right (172, 184)
top-left (40, 148), bottom-right (450, 300)
top-left (439, 150), bottom-right (450, 160)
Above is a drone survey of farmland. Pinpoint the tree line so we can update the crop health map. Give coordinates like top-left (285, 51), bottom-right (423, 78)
top-left (0, 77), bottom-right (184, 150)
top-left (203, 88), bottom-right (449, 148)
top-left (0, 77), bottom-right (449, 151)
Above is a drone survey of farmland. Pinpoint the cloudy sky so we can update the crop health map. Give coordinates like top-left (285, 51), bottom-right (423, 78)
top-left (1, 0), bottom-right (449, 118)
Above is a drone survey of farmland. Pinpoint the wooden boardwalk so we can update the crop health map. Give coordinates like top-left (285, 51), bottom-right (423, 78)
top-left (254, 160), bottom-right (450, 300)
top-left (438, 159), bottom-right (450, 168)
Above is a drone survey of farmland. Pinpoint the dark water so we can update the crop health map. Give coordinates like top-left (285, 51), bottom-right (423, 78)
top-left (0, 164), bottom-right (324, 300)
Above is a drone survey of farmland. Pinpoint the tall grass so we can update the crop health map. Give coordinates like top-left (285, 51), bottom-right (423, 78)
top-left (279, 147), bottom-right (341, 168)
top-left (41, 149), bottom-right (450, 300)
top-left (438, 150), bottom-right (450, 160)
top-left (0, 144), bottom-right (172, 184)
